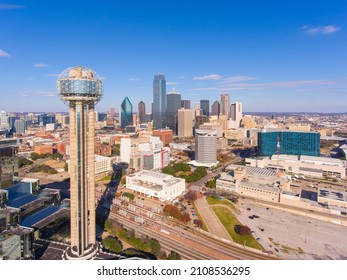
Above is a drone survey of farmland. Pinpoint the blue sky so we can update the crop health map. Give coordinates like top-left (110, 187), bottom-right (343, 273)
top-left (0, 0), bottom-right (346, 113)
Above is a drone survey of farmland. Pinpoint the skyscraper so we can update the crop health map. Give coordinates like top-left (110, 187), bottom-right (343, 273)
top-left (138, 101), bottom-right (146, 124)
top-left (220, 94), bottom-right (230, 117)
top-left (57, 66), bottom-right (103, 259)
top-left (230, 102), bottom-right (243, 128)
top-left (211, 100), bottom-right (220, 116)
top-left (195, 129), bottom-right (217, 165)
top-left (14, 119), bottom-right (26, 134)
top-left (200, 100), bottom-right (210, 116)
top-left (0, 111), bottom-right (9, 130)
top-left (181, 100), bottom-right (191, 109)
top-left (153, 74), bottom-right (166, 129)
top-left (120, 97), bottom-right (133, 128)
top-left (108, 107), bottom-right (115, 117)
top-left (177, 108), bottom-right (193, 138)
top-left (166, 90), bottom-right (181, 135)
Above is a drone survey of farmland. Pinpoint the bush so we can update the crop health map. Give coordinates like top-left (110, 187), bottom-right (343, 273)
top-left (163, 204), bottom-right (183, 220)
top-left (205, 180), bottom-right (216, 189)
top-left (102, 236), bottom-right (123, 254)
top-left (167, 251), bottom-right (181, 260)
top-left (51, 153), bottom-right (63, 160)
top-left (18, 157), bottom-right (33, 168)
top-left (181, 213), bottom-right (191, 223)
top-left (234, 224), bottom-right (251, 236)
top-left (193, 219), bottom-right (203, 228)
top-left (122, 192), bottom-right (135, 201)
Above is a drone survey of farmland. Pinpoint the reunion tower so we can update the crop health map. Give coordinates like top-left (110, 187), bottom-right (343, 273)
top-left (57, 66), bottom-right (103, 259)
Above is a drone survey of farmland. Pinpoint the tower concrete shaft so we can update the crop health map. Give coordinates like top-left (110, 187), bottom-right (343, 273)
top-left (69, 102), bottom-right (96, 256)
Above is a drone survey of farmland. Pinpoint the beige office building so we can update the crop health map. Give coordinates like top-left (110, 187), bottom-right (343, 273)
top-left (178, 108), bottom-right (193, 138)
top-left (220, 93), bottom-right (230, 117)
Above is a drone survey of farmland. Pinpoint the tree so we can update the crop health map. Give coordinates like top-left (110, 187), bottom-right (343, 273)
top-left (122, 192), bottom-right (135, 201)
top-left (64, 162), bottom-right (68, 172)
top-left (163, 204), bottom-right (183, 220)
top-left (18, 157), bottom-right (33, 168)
top-left (102, 236), bottom-right (123, 254)
top-left (149, 238), bottom-right (161, 255)
top-left (193, 219), bottom-right (203, 228)
top-left (184, 190), bottom-right (197, 201)
top-left (30, 152), bottom-right (40, 161)
top-left (162, 166), bottom-right (175, 176)
top-left (120, 176), bottom-right (126, 185)
top-left (234, 224), bottom-right (251, 236)
top-left (205, 179), bottom-right (216, 189)
top-left (181, 213), bottom-right (191, 223)
top-left (195, 167), bottom-right (207, 177)
top-left (51, 153), bottom-right (63, 160)
top-left (167, 251), bottom-right (181, 260)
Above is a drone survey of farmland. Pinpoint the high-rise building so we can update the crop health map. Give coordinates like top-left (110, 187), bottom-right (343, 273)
top-left (230, 102), bottom-right (242, 128)
top-left (195, 129), bottom-right (217, 164)
top-left (0, 144), bottom-right (19, 189)
top-left (138, 101), bottom-right (146, 124)
top-left (257, 130), bottom-right (320, 157)
top-left (181, 100), bottom-right (191, 109)
top-left (166, 90), bottom-right (181, 135)
top-left (153, 74), bottom-right (166, 129)
top-left (220, 94), bottom-right (230, 117)
top-left (120, 97), bottom-right (133, 128)
top-left (38, 114), bottom-right (55, 126)
top-left (108, 107), bottom-right (116, 117)
top-left (211, 100), bottom-right (220, 116)
top-left (0, 111), bottom-right (9, 130)
top-left (14, 119), bottom-right (26, 134)
top-left (177, 109), bottom-right (193, 138)
top-left (200, 100), bottom-right (210, 117)
top-left (57, 66), bottom-right (103, 259)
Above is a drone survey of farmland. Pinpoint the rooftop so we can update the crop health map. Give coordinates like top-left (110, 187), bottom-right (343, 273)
top-left (318, 188), bottom-right (347, 202)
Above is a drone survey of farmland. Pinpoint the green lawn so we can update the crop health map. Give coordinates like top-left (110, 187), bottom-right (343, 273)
top-left (206, 196), bottom-right (237, 211)
top-left (98, 175), bottom-right (112, 181)
top-left (213, 206), bottom-right (263, 250)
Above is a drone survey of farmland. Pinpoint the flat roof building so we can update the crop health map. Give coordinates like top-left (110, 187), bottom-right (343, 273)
top-left (126, 171), bottom-right (185, 202)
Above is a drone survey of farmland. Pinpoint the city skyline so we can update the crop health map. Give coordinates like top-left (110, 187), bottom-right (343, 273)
top-left (0, 1), bottom-right (346, 113)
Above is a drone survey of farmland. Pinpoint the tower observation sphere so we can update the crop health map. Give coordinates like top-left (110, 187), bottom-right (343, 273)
top-left (57, 66), bottom-right (103, 259)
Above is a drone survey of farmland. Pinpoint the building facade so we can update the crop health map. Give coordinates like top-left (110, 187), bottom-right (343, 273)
top-left (138, 101), bottom-right (146, 124)
top-left (153, 74), bottom-right (166, 129)
top-left (166, 91), bottom-right (181, 135)
top-left (211, 100), bottom-right (220, 116)
top-left (0, 145), bottom-right (19, 189)
top-left (181, 100), bottom-right (190, 109)
top-left (220, 94), bottom-right (230, 117)
top-left (230, 102), bottom-right (242, 128)
top-left (120, 97), bottom-right (133, 128)
top-left (258, 130), bottom-right (320, 157)
top-left (200, 100), bottom-right (210, 117)
top-left (126, 171), bottom-right (185, 201)
top-left (195, 129), bottom-right (217, 164)
top-left (177, 109), bottom-right (193, 138)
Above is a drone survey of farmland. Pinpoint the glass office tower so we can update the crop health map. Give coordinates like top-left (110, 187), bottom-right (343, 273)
top-left (258, 130), bottom-right (320, 157)
top-left (153, 74), bottom-right (166, 129)
top-left (120, 97), bottom-right (133, 128)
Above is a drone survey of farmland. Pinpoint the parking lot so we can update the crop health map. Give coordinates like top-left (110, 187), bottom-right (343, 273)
top-left (236, 199), bottom-right (347, 259)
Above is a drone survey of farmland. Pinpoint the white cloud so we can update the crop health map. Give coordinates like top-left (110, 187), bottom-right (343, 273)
top-left (0, 4), bottom-right (24, 10)
top-left (193, 74), bottom-right (222, 80)
top-left (0, 49), bottom-right (11, 58)
top-left (128, 77), bottom-right (140, 81)
top-left (45, 73), bottom-right (59, 77)
top-left (219, 76), bottom-right (257, 84)
top-left (34, 63), bottom-right (50, 68)
top-left (20, 91), bottom-right (56, 98)
top-left (301, 25), bottom-right (340, 35)
top-left (192, 78), bottom-right (340, 91)
top-left (167, 81), bottom-right (178, 85)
